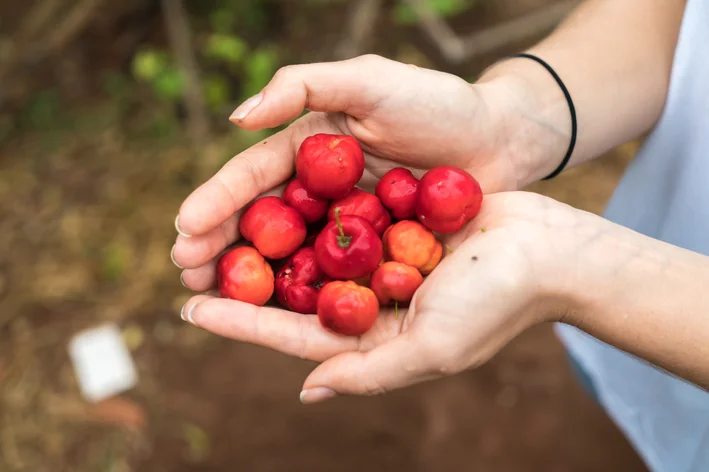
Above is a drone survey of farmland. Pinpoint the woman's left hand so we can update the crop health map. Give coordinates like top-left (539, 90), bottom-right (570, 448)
top-left (180, 191), bottom-right (587, 403)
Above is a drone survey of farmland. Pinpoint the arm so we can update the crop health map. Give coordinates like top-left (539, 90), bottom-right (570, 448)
top-left (478, 0), bottom-right (687, 186)
top-left (560, 212), bottom-right (709, 388)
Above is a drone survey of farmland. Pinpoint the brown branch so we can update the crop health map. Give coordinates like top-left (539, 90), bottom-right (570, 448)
top-left (0, 0), bottom-right (103, 109)
top-left (402, 0), bottom-right (468, 63)
top-left (15, 0), bottom-right (65, 43)
top-left (462, 0), bottom-right (580, 57)
top-left (335, 0), bottom-right (383, 60)
top-left (403, 0), bottom-right (580, 64)
top-left (46, 0), bottom-right (103, 54)
top-left (160, 0), bottom-right (209, 146)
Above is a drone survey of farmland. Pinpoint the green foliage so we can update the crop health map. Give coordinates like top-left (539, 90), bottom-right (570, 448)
top-left (132, 49), bottom-right (171, 82)
top-left (204, 33), bottom-right (248, 65)
top-left (21, 89), bottom-right (60, 130)
top-left (101, 242), bottom-right (127, 282)
top-left (152, 67), bottom-right (184, 101)
top-left (203, 74), bottom-right (231, 111)
top-left (132, 49), bottom-right (185, 102)
top-left (393, 0), bottom-right (472, 25)
top-left (208, 0), bottom-right (268, 34)
top-left (242, 47), bottom-right (279, 100)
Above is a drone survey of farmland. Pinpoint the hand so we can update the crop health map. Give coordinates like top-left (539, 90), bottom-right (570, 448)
top-left (172, 54), bottom-right (533, 291)
top-left (179, 191), bottom-right (582, 402)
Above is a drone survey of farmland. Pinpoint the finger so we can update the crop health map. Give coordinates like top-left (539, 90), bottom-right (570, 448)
top-left (181, 260), bottom-right (218, 292)
top-left (231, 55), bottom-right (392, 130)
top-left (173, 214), bottom-right (240, 270)
top-left (174, 182), bottom-right (288, 269)
top-left (300, 331), bottom-right (439, 403)
top-left (180, 295), bottom-right (362, 362)
top-left (176, 128), bottom-right (295, 237)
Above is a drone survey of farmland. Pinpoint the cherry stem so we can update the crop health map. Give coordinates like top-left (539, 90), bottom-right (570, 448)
top-left (445, 244), bottom-right (454, 253)
top-left (334, 207), bottom-right (352, 248)
top-left (394, 300), bottom-right (399, 319)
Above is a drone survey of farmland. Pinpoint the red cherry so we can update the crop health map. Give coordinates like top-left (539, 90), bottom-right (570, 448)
top-left (416, 166), bottom-right (482, 234)
top-left (275, 247), bottom-right (330, 314)
top-left (327, 188), bottom-right (391, 236)
top-left (239, 196), bottom-right (307, 259)
top-left (317, 281), bottom-right (379, 336)
top-left (295, 134), bottom-right (365, 199)
top-left (283, 177), bottom-right (329, 223)
top-left (314, 208), bottom-right (383, 280)
top-left (375, 168), bottom-right (419, 220)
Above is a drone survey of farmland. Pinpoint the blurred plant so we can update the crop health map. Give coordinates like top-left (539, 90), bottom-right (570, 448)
top-left (131, 33), bottom-right (279, 115)
top-left (393, 0), bottom-right (473, 25)
top-left (132, 49), bottom-right (184, 103)
top-left (181, 422), bottom-right (211, 463)
top-left (21, 89), bottom-right (61, 130)
top-left (240, 46), bottom-right (279, 101)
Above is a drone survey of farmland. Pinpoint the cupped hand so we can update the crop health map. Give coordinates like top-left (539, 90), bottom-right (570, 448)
top-left (172, 54), bottom-right (522, 291)
top-left (179, 191), bottom-right (584, 403)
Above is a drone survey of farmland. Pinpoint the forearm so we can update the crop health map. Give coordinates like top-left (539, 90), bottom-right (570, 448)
top-left (478, 0), bottom-right (686, 187)
top-left (562, 216), bottom-right (709, 389)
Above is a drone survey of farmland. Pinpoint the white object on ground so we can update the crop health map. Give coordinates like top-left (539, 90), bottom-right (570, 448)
top-left (68, 323), bottom-right (138, 403)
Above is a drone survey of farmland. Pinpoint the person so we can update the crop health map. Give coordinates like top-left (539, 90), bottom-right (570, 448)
top-left (170, 0), bottom-right (709, 470)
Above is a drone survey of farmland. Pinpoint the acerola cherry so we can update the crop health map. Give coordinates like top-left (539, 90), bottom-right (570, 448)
top-left (327, 188), bottom-right (391, 236)
top-left (383, 220), bottom-right (439, 272)
top-left (275, 247), bottom-right (330, 314)
top-left (314, 208), bottom-right (383, 280)
top-left (283, 177), bottom-right (329, 223)
top-left (416, 166), bottom-right (483, 234)
top-left (217, 246), bottom-right (274, 306)
top-left (370, 262), bottom-right (423, 317)
top-left (317, 281), bottom-right (379, 336)
top-left (239, 196), bottom-right (307, 259)
top-left (419, 240), bottom-right (443, 275)
top-left (375, 168), bottom-right (419, 220)
top-left (295, 134), bottom-right (365, 199)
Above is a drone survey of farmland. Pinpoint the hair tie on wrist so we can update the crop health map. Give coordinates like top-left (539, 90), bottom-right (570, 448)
top-left (510, 53), bottom-right (577, 180)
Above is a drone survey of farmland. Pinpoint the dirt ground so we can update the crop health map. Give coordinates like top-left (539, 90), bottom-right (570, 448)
top-left (0, 1), bottom-right (651, 471)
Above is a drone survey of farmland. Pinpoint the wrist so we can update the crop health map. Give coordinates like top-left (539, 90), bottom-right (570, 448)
top-left (476, 56), bottom-right (573, 187)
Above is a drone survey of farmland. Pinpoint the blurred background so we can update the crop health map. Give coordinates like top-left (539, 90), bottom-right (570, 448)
top-left (0, 0), bottom-right (648, 471)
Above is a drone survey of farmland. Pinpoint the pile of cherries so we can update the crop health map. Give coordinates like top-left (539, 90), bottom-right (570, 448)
top-left (216, 133), bottom-right (483, 337)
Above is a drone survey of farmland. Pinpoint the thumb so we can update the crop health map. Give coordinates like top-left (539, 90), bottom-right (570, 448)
top-left (230, 55), bottom-right (395, 130)
top-left (299, 331), bottom-right (439, 404)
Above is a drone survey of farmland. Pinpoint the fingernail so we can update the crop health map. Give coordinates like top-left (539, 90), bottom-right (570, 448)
top-left (299, 387), bottom-right (337, 404)
top-left (175, 215), bottom-right (191, 238)
top-left (179, 272), bottom-right (187, 288)
top-left (170, 245), bottom-right (184, 269)
top-left (230, 93), bottom-right (263, 122)
top-left (181, 302), bottom-right (200, 325)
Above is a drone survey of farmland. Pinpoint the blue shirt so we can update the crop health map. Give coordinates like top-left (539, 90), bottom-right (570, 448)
top-left (555, 0), bottom-right (709, 470)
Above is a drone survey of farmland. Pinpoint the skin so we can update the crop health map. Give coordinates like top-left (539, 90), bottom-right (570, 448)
top-left (175, 0), bottom-right (705, 402)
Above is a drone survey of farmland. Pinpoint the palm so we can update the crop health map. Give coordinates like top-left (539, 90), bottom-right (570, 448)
top-left (184, 193), bottom-right (555, 397)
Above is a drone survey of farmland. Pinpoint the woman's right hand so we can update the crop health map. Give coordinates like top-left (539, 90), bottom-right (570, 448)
top-left (172, 54), bottom-right (559, 291)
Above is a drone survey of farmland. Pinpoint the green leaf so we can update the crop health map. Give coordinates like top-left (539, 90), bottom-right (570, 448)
top-left (242, 47), bottom-right (279, 100)
top-left (181, 422), bottom-right (211, 463)
top-left (204, 33), bottom-right (248, 64)
top-left (131, 49), bottom-right (170, 82)
top-left (393, 0), bottom-right (472, 25)
top-left (203, 74), bottom-right (231, 111)
top-left (153, 67), bottom-right (184, 101)
top-left (22, 89), bottom-right (60, 129)
top-left (209, 8), bottom-right (236, 33)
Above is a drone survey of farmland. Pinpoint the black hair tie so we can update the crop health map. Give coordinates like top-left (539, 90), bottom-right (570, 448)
top-left (510, 53), bottom-right (577, 180)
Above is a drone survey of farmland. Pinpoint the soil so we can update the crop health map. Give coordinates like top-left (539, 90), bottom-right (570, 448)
top-left (0, 1), bottom-right (650, 471)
